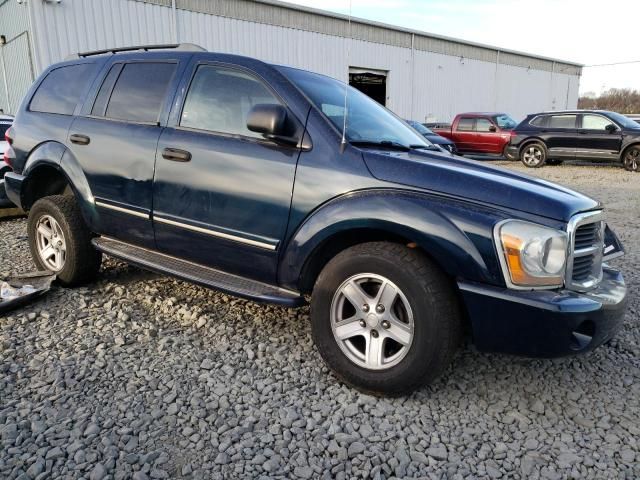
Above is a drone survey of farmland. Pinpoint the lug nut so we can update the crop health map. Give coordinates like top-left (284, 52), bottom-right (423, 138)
top-left (362, 304), bottom-right (370, 313)
top-left (376, 304), bottom-right (385, 313)
top-left (381, 320), bottom-right (390, 329)
top-left (359, 319), bottom-right (366, 327)
top-left (371, 330), bottom-right (379, 338)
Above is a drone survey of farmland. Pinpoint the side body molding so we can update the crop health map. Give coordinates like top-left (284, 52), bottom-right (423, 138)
top-left (278, 189), bottom-right (508, 291)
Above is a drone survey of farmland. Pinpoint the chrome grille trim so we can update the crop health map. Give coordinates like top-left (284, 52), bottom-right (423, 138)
top-left (565, 211), bottom-right (604, 292)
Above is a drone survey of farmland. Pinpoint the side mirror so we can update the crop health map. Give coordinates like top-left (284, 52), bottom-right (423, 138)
top-left (605, 123), bottom-right (618, 133)
top-left (247, 104), bottom-right (288, 136)
top-left (488, 125), bottom-right (497, 132)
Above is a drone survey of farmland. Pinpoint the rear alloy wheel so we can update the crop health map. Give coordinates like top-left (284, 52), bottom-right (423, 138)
top-left (28, 195), bottom-right (102, 286)
top-left (623, 147), bottom-right (640, 172)
top-left (521, 142), bottom-right (546, 168)
top-left (311, 242), bottom-right (462, 395)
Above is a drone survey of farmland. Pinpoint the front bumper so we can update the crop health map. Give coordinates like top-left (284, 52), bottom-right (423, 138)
top-left (459, 266), bottom-right (627, 357)
top-left (4, 171), bottom-right (24, 210)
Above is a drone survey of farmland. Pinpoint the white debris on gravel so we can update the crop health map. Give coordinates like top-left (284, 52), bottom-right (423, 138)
top-left (1, 163), bottom-right (639, 479)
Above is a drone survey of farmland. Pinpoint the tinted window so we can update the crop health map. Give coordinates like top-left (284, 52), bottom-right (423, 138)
top-left (548, 115), bottom-right (576, 129)
top-left (181, 65), bottom-right (281, 138)
top-left (105, 63), bottom-right (176, 123)
top-left (582, 114), bottom-right (613, 130)
top-left (457, 118), bottom-right (474, 131)
top-left (91, 65), bottom-right (122, 116)
top-left (529, 116), bottom-right (546, 127)
top-left (30, 64), bottom-right (96, 115)
top-left (0, 123), bottom-right (10, 138)
top-left (476, 118), bottom-right (494, 132)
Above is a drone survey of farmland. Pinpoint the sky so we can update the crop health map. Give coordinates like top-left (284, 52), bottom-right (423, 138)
top-left (284, 0), bottom-right (640, 95)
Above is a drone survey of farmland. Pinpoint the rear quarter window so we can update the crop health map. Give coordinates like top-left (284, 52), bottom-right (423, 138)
top-left (529, 116), bottom-right (546, 127)
top-left (103, 62), bottom-right (176, 123)
top-left (29, 63), bottom-right (96, 115)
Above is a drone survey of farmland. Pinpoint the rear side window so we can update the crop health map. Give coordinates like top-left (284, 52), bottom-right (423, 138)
top-left (180, 65), bottom-right (281, 138)
top-left (548, 115), bottom-right (577, 129)
top-left (457, 118), bottom-right (474, 131)
top-left (104, 63), bottom-right (176, 123)
top-left (529, 116), bottom-right (546, 127)
top-left (29, 64), bottom-right (96, 115)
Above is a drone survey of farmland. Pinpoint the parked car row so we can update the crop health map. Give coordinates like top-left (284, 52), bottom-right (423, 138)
top-left (411, 109), bottom-right (640, 172)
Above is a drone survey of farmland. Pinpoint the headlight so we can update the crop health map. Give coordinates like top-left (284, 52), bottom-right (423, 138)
top-left (494, 220), bottom-right (568, 289)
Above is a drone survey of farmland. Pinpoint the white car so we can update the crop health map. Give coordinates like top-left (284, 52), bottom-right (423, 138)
top-left (1, 114), bottom-right (14, 207)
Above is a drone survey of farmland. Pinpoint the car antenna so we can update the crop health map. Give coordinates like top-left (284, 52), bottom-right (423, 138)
top-left (340, 0), bottom-right (352, 153)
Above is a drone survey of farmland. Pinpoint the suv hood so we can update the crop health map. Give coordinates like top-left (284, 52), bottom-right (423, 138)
top-left (362, 150), bottom-right (600, 222)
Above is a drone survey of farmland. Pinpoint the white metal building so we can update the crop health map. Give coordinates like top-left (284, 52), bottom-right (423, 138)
top-left (0, 0), bottom-right (582, 121)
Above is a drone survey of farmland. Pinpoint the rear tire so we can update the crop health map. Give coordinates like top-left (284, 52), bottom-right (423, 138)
top-left (623, 146), bottom-right (640, 172)
top-left (310, 242), bottom-right (462, 395)
top-left (28, 195), bottom-right (101, 286)
top-left (520, 142), bottom-right (546, 168)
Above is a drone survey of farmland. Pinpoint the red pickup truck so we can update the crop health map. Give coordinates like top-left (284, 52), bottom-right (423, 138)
top-left (433, 112), bottom-right (518, 158)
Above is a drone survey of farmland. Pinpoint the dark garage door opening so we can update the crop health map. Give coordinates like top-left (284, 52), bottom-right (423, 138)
top-left (349, 68), bottom-right (387, 106)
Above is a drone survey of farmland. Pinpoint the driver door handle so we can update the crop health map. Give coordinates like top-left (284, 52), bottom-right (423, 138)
top-left (162, 148), bottom-right (192, 162)
top-left (70, 134), bottom-right (90, 145)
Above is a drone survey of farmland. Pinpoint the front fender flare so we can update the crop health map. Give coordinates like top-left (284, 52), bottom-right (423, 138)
top-left (279, 189), bottom-right (505, 291)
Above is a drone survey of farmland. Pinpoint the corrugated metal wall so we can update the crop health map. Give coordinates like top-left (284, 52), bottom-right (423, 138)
top-left (0, 0), bottom-right (34, 114)
top-left (4, 0), bottom-right (580, 121)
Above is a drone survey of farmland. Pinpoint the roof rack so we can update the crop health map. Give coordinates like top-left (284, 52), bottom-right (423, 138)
top-left (65, 43), bottom-right (206, 60)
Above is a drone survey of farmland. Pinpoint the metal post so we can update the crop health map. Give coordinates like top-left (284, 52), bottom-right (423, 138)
top-left (410, 33), bottom-right (415, 120)
top-left (550, 61), bottom-right (556, 110)
top-left (172, 0), bottom-right (179, 43)
top-left (494, 50), bottom-right (500, 110)
top-left (0, 46), bottom-right (9, 113)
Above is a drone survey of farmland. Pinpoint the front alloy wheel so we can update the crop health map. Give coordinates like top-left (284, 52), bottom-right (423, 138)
top-left (624, 147), bottom-right (640, 172)
top-left (311, 242), bottom-right (462, 395)
top-left (331, 273), bottom-right (414, 370)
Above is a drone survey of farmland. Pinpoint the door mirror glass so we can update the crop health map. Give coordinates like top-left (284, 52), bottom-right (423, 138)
top-left (247, 104), bottom-right (288, 136)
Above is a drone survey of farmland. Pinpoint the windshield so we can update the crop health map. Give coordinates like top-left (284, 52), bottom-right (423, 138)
top-left (605, 111), bottom-right (640, 129)
top-left (279, 66), bottom-right (430, 148)
top-left (493, 114), bottom-right (517, 129)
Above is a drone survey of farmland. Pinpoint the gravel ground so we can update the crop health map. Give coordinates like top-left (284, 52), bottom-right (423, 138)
top-left (1, 162), bottom-right (639, 480)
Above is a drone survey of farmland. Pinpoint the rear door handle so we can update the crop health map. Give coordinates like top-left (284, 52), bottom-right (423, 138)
top-left (70, 134), bottom-right (90, 145)
top-left (162, 148), bottom-right (192, 162)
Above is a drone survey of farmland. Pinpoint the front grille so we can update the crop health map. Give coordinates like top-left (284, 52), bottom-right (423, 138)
top-left (566, 212), bottom-right (604, 291)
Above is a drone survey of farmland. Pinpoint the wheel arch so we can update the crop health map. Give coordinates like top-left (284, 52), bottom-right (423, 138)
top-left (620, 142), bottom-right (640, 161)
top-left (279, 190), bottom-right (501, 294)
top-left (518, 137), bottom-right (547, 157)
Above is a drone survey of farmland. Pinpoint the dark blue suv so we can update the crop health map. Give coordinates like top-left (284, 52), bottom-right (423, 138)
top-left (3, 45), bottom-right (628, 394)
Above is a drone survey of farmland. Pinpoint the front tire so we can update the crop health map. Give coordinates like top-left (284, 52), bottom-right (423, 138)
top-left (310, 242), bottom-right (462, 395)
top-left (28, 195), bottom-right (102, 286)
top-left (520, 142), bottom-right (546, 168)
top-left (623, 146), bottom-right (640, 172)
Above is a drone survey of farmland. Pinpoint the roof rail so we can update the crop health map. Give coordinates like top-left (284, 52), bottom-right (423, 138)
top-left (65, 43), bottom-right (206, 60)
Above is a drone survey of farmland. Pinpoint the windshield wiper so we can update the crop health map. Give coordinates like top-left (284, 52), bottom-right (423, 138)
top-left (350, 140), bottom-right (411, 151)
top-left (409, 144), bottom-right (440, 151)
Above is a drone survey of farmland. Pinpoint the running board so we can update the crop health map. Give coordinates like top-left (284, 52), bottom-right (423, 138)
top-left (92, 237), bottom-right (305, 307)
